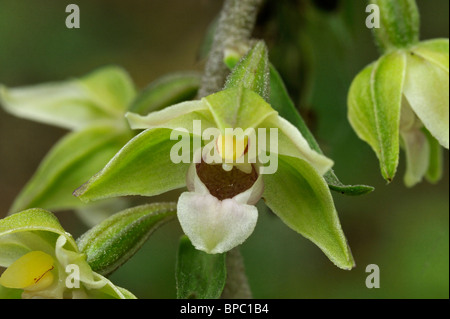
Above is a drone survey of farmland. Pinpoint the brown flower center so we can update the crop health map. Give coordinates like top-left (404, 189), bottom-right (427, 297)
top-left (196, 161), bottom-right (258, 200)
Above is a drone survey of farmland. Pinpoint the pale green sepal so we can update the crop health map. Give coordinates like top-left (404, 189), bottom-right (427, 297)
top-left (348, 51), bottom-right (406, 182)
top-left (0, 232), bottom-right (55, 267)
top-left (403, 54), bottom-right (449, 149)
top-left (269, 64), bottom-right (374, 195)
top-left (126, 100), bottom-right (215, 134)
top-left (412, 39), bottom-right (449, 73)
top-left (79, 66), bottom-right (136, 117)
top-left (77, 203), bottom-right (177, 276)
top-left (129, 72), bottom-right (201, 115)
top-left (74, 128), bottom-right (191, 202)
top-left (0, 209), bottom-right (77, 251)
top-left (0, 242), bottom-right (31, 267)
top-left (258, 114), bottom-right (334, 176)
top-left (400, 128), bottom-right (430, 187)
top-left (224, 41), bottom-right (270, 101)
top-left (85, 273), bottom-right (137, 299)
top-left (0, 66), bottom-right (135, 130)
top-left (204, 87), bottom-right (277, 131)
top-left (10, 125), bottom-right (132, 213)
top-left (262, 155), bottom-right (355, 270)
top-left (424, 128), bottom-right (443, 183)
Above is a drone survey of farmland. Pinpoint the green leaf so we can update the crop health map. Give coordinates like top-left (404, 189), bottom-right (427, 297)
top-left (224, 41), bottom-right (270, 101)
top-left (129, 72), bottom-right (201, 115)
top-left (424, 128), bottom-right (443, 183)
top-left (176, 236), bottom-right (226, 299)
top-left (74, 128), bottom-right (191, 202)
top-left (0, 209), bottom-right (77, 250)
top-left (10, 125), bottom-right (132, 213)
top-left (77, 203), bottom-right (177, 276)
top-left (348, 51), bottom-right (406, 182)
top-left (262, 155), bottom-right (355, 270)
top-left (269, 65), bottom-right (374, 195)
top-left (0, 66), bottom-right (136, 130)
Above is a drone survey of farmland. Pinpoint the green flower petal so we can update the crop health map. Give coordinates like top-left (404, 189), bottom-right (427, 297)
top-left (403, 53), bottom-right (449, 149)
top-left (204, 87), bottom-right (277, 131)
top-left (258, 114), bottom-right (334, 176)
top-left (412, 39), bottom-right (449, 73)
top-left (401, 127), bottom-right (430, 187)
top-left (348, 51), bottom-right (406, 182)
top-left (424, 128), bottom-right (443, 183)
top-left (74, 128), bottom-right (191, 202)
top-left (0, 209), bottom-right (76, 251)
top-left (0, 66), bottom-right (135, 130)
top-left (126, 100), bottom-right (215, 134)
top-left (262, 155), bottom-right (354, 270)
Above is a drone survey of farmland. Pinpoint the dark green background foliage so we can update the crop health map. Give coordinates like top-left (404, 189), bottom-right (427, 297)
top-left (0, 0), bottom-right (448, 298)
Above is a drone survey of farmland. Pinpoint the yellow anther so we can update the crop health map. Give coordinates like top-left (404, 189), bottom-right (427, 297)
top-left (217, 133), bottom-right (248, 162)
top-left (0, 251), bottom-right (55, 291)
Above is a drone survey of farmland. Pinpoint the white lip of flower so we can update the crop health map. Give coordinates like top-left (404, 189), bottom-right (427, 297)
top-left (177, 150), bottom-right (264, 254)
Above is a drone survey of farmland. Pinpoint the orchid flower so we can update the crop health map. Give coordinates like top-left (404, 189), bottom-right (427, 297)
top-left (0, 66), bottom-right (199, 222)
top-left (348, 0), bottom-right (449, 186)
top-left (75, 42), bottom-right (355, 270)
top-left (0, 209), bottom-right (136, 299)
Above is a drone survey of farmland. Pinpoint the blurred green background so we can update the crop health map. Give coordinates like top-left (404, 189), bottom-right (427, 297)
top-left (0, 0), bottom-right (448, 299)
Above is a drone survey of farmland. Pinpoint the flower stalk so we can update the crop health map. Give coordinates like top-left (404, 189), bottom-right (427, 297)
top-left (198, 0), bottom-right (264, 298)
top-left (198, 0), bottom-right (264, 98)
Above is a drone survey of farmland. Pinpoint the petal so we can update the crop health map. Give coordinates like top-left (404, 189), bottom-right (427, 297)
top-left (258, 114), bottom-right (334, 175)
top-left (126, 100), bottom-right (216, 135)
top-left (348, 51), bottom-right (406, 181)
top-left (203, 87), bottom-right (277, 131)
top-left (55, 235), bottom-right (106, 290)
top-left (262, 155), bottom-right (354, 270)
top-left (0, 66), bottom-right (135, 130)
top-left (0, 209), bottom-right (77, 251)
top-left (231, 170), bottom-right (264, 206)
top-left (424, 128), bottom-right (443, 183)
top-left (403, 52), bottom-right (449, 149)
top-left (74, 128), bottom-right (190, 202)
top-left (269, 63), bottom-right (373, 195)
top-left (400, 127), bottom-right (430, 187)
top-left (412, 39), bottom-right (449, 73)
top-left (177, 192), bottom-right (258, 254)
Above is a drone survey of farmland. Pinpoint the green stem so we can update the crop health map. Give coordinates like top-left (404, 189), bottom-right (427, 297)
top-left (198, 0), bottom-right (264, 98)
top-left (221, 247), bottom-right (253, 299)
top-left (197, 0), bottom-right (263, 299)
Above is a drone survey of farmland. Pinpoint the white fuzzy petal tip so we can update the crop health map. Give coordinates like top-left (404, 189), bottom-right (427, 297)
top-left (177, 192), bottom-right (258, 254)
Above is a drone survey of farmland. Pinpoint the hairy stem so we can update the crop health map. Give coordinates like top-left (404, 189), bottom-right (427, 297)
top-left (198, 0), bottom-right (263, 299)
top-left (221, 247), bottom-right (253, 299)
top-left (198, 0), bottom-right (264, 98)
